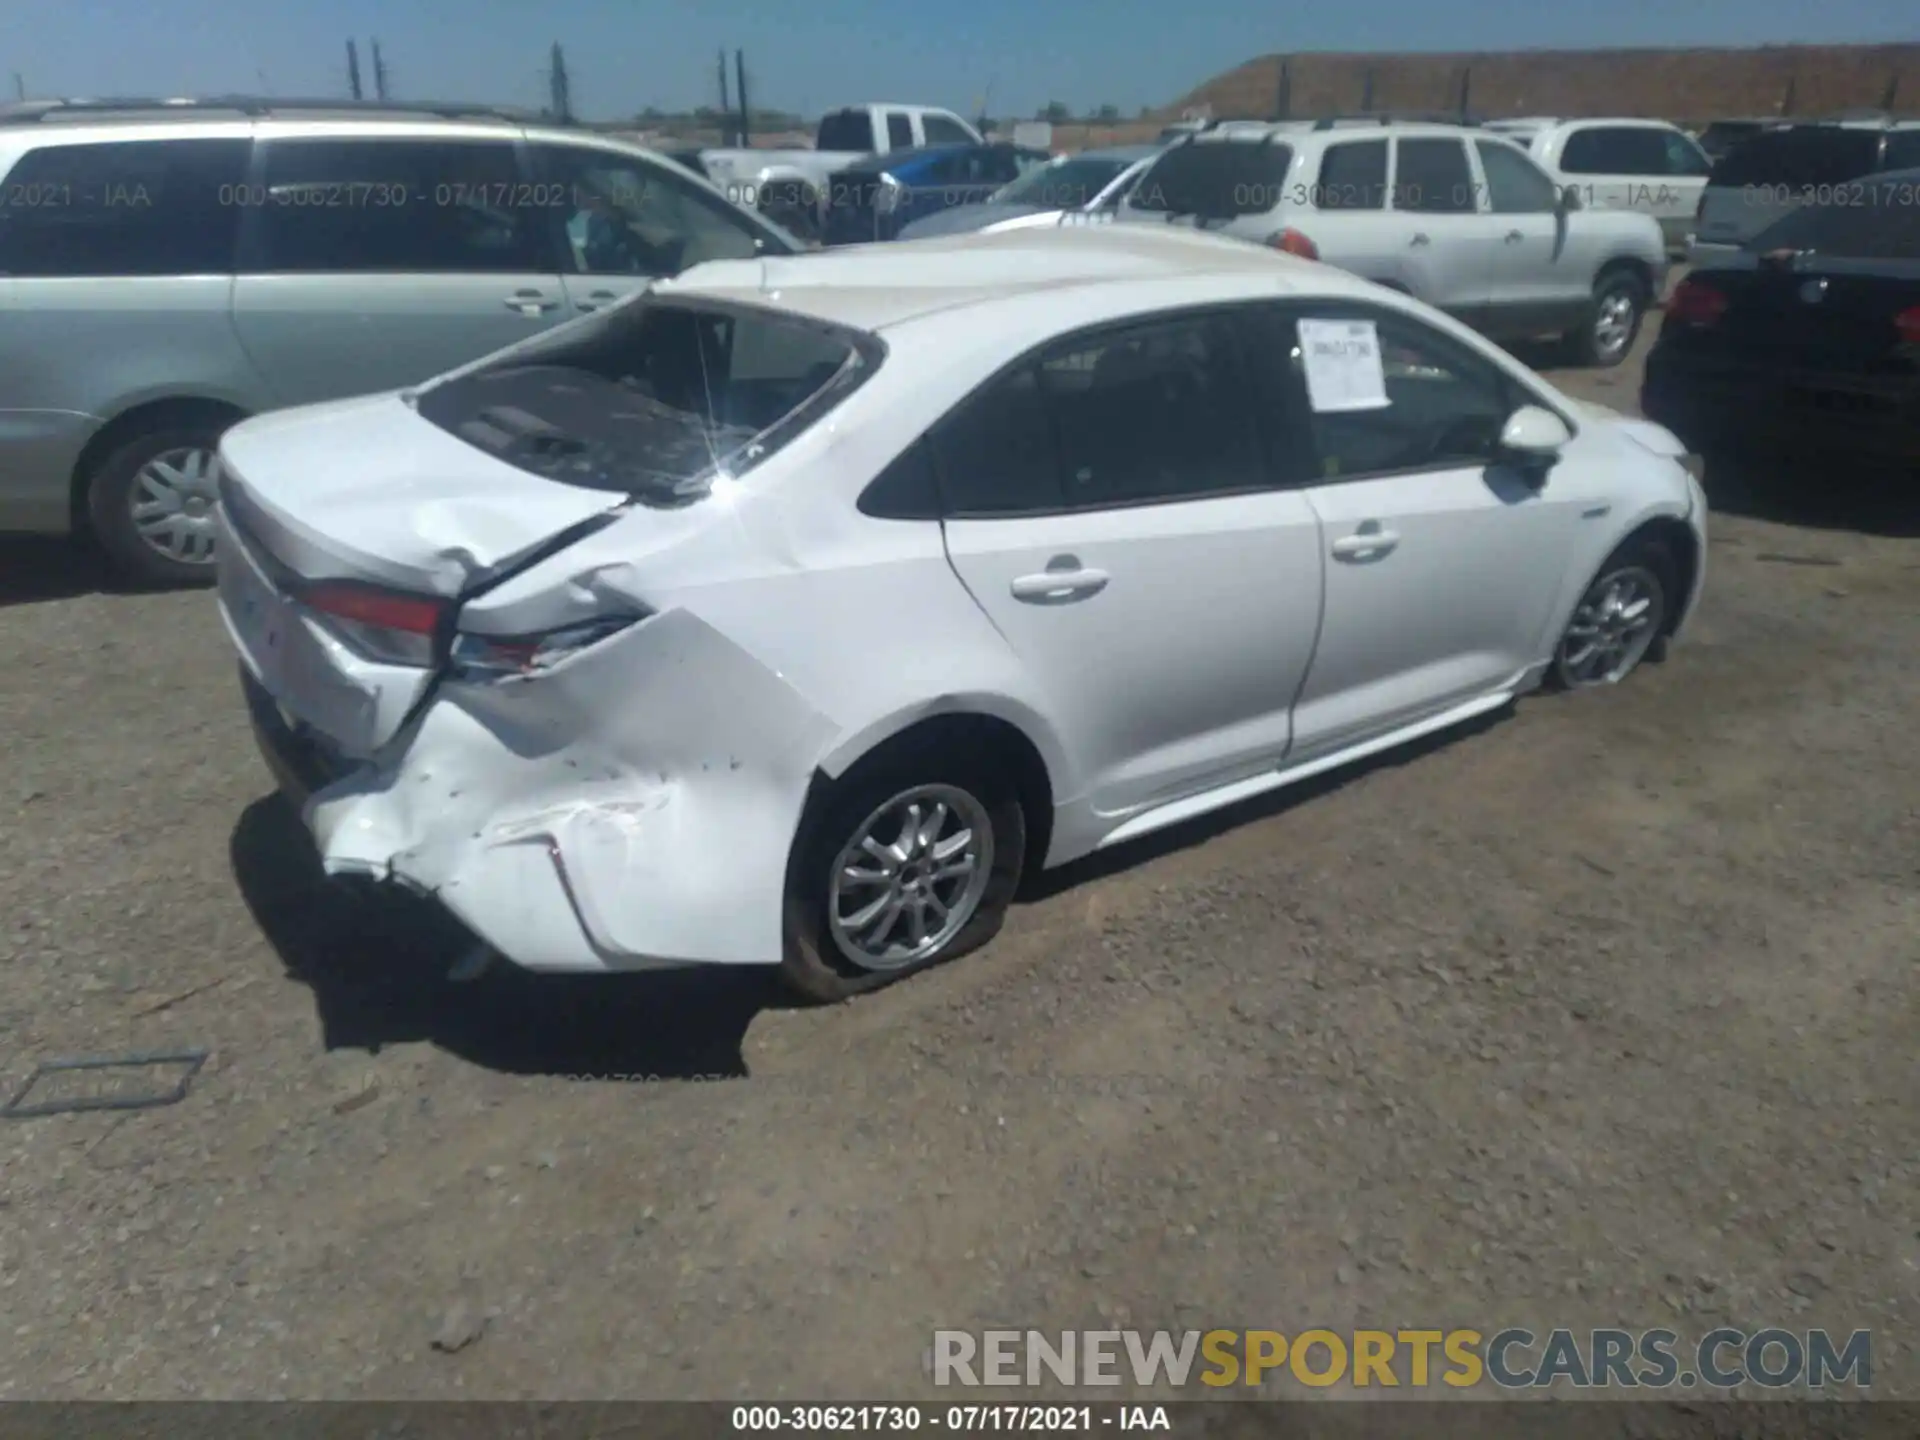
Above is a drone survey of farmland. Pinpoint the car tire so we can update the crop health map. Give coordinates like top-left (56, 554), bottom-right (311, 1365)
top-left (779, 751), bottom-right (1027, 1003)
top-left (85, 422), bottom-right (233, 588)
top-left (1548, 535), bottom-right (1676, 691)
top-left (1564, 267), bottom-right (1649, 369)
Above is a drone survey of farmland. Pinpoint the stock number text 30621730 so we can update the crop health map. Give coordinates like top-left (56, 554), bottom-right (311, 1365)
top-left (729, 1406), bottom-right (1106, 1431)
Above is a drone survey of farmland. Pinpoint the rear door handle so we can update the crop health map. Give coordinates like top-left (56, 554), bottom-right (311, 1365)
top-left (1409, 233), bottom-right (1430, 247)
top-left (505, 289), bottom-right (560, 316)
top-left (1330, 529), bottom-right (1400, 560)
top-left (1505, 229), bottom-right (1524, 243)
top-left (1010, 567), bottom-right (1110, 602)
top-left (574, 289), bottom-right (620, 312)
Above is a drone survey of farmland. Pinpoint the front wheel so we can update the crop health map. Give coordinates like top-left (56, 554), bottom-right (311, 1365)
top-left (85, 424), bottom-right (232, 587)
top-left (1550, 539), bottom-right (1674, 690)
top-left (1564, 268), bottom-right (1649, 369)
top-left (780, 758), bottom-right (1026, 1003)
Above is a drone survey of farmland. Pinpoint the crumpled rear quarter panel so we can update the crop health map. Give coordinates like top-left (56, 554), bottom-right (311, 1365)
top-left (303, 608), bottom-right (839, 970)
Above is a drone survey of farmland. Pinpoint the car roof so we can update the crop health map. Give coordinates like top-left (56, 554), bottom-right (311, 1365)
top-left (663, 224), bottom-right (1375, 333)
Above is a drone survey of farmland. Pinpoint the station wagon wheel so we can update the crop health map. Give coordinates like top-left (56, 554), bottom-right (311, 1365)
top-left (1552, 541), bottom-right (1673, 690)
top-left (1565, 267), bottom-right (1649, 369)
top-left (85, 421), bottom-right (236, 588)
top-left (781, 753), bottom-right (1026, 1003)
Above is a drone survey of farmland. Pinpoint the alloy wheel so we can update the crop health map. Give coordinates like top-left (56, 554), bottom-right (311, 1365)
top-left (1558, 564), bottom-right (1665, 687)
top-left (827, 784), bottom-right (995, 971)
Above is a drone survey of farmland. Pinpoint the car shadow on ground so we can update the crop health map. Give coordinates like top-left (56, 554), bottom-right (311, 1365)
top-left (0, 536), bottom-right (109, 608)
top-left (1022, 704), bottom-right (1513, 901)
top-left (1699, 455), bottom-right (1920, 539)
top-left (229, 795), bottom-right (795, 1081)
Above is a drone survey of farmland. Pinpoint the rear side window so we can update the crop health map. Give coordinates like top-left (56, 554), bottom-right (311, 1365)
top-left (0, 138), bottom-right (249, 277)
top-left (1392, 138), bottom-right (1474, 214)
top-left (817, 111), bottom-right (876, 152)
top-left (249, 138), bottom-right (545, 273)
top-left (415, 300), bottom-right (875, 500)
top-left (886, 113), bottom-right (914, 150)
top-left (1315, 140), bottom-right (1388, 210)
top-left (931, 367), bottom-right (1067, 517)
top-left (1128, 140), bottom-right (1294, 217)
top-left (1708, 127), bottom-right (1884, 189)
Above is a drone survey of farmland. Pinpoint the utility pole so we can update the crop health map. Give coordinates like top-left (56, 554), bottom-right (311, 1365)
top-left (347, 41), bottom-right (363, 100)
top-left (371, 39), bottom-right (390, 101)
top-left (735, 48), bottom-right (750, 144)
top-left (548, 42), bottom-right (572, 122)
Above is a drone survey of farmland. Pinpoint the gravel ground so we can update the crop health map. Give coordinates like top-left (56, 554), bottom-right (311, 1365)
top-left (1, 331), bottom-right (1916, 1406)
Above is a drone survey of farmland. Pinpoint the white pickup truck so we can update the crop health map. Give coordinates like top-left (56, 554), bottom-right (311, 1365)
top-left (699, 103), bottom-right (984, 241)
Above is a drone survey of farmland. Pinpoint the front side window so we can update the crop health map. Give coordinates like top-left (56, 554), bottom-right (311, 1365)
top-left (1391, 138), bottom-right (1475, 214)
top-left (1663, 130), bottom-right (1712, 177)
top-left (1264, 307), bottom-right (1520, 480)
top-left (1476, 140), bottom-right (1558, 213)
top-left (414, 300), bottom-right (874, 501)
top-left (250, 138), bottom-right (541, 273)
top-left (817, 111), bottom-right (876, 152)
top-left (535, 145), bottom-right (763, 277)
top-left (922, 115), bottom-right (976, 147)
top-left (0, 138), bottom-right (249, 277)
top-left (886, 113), bottom-right (914, 150)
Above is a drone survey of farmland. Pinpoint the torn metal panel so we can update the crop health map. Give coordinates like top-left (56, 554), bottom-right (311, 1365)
top-left (304, 609), bottom-right (838, 971)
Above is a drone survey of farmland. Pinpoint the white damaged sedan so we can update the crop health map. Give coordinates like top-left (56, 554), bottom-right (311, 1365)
top-left (215, 225), bottom-right (1706, 1001)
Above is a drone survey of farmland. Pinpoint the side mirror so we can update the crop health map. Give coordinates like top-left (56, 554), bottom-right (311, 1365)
top-left (1498, 405), bottom-right (1572, 481)
top-left (1557, 185), bottom-right (1584, 213)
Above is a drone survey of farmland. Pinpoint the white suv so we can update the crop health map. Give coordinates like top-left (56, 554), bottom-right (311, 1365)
top-left (1486, 117), bottom-right (1711, 257)
top-left (1114, 118), bottom-right (1669, 367)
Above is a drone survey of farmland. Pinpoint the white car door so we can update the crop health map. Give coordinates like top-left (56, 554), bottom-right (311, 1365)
top-left (1243, 300), bottom-right (1592, 760)
top-left (935, 309), bottom-right (1325, 820)
top-left (529, 143), bottom-right (769, 316)
top-left (1387, 135), bottom-right (1500, 317)
top-left (1472, 137), bottom-right (1590, 335)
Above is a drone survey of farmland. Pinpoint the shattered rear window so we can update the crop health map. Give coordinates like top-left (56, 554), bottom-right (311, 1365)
top-left (414, 299), bottom-right (879, 504)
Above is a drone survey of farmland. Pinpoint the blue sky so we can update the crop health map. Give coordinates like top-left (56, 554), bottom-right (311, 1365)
top-left (3, 0), bottom-right (1914, 121)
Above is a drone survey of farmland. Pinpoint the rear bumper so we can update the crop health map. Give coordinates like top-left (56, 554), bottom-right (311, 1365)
top-left (1641, 350), bottom-right (1920, 465)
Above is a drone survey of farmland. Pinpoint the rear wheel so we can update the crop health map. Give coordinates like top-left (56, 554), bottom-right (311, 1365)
top-left (780, 753), bottom-right (1026, 1003)
top-left (85, 423), bottom-right (233, 587)
top-left (1564, 267), bottom-right (1649, 369)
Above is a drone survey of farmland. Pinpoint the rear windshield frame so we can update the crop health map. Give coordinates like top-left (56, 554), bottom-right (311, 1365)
top-left (1707, 126), bottom-right (1886, 189)
top-left (1128, 138), bottom-right (1297, 218)
top-left (413, 295), bottom-right (886, 504)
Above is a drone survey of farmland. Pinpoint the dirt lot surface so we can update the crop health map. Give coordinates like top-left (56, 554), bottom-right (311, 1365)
top-left (1, 330), bottom-right (1916, 1407)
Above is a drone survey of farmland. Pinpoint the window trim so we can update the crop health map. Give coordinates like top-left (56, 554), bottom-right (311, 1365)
top-left (928, 302), bottom-right (1297, 522)
top-left (1313, 137), bottom-right (1390, 212)
top-left (236, 133), bottom-right (545, 275)
top-left (0, 134), bottom-right (253, 278)
top-left (1256, 298), bottom-right (1576, 487)
top-left (1389, 136), bottom-right (1478, 216)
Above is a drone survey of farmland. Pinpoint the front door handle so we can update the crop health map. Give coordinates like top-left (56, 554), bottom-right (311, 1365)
top-left (505, 289), bottom-right (560, 316)
top-left (1409, 233), bottom-right (1430, 247)
top-left (1010, 566), bottom-right (1110, 603)
top-left (1505, 229), bottom-right (1525, 243)
top-left (574, 288), bottom-right (620, 312)
top-left (1330, 528), bottom-right (1401, 560)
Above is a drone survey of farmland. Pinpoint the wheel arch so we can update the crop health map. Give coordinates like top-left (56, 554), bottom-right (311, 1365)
top-left (68, 394), bottom-right (249, 536)
top-left (803, 705), bottom-right (1064, 885)
top-left (1595, 252), bottom-right (1658, 299)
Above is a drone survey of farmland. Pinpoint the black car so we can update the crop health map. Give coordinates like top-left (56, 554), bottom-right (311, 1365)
top-left (1642, 167), bottom-right (1920, 469)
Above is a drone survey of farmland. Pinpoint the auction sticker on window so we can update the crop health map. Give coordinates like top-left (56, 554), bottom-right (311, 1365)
top-left (1297, 318), bottom-right (1390, 413)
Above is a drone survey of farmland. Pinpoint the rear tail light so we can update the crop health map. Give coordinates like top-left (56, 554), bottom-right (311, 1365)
top-left (302, 582), bottom-right (450, 668)
top-left (1665, 277), bottom-right (1727, 327)
top-left (449, 612), bottom-right (650, 680)
top-left (1895, 305), bottom-right (1920, 346)
top-left (1266, 227), bottom-right (1319, 260)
